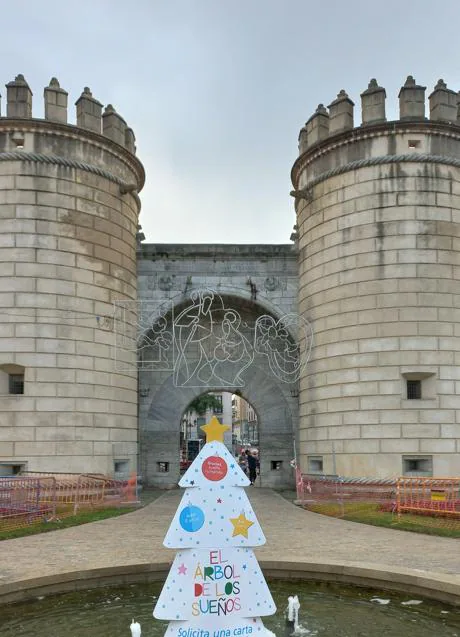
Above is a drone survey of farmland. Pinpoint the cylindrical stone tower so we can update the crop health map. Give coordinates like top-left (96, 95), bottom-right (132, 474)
top-left (0, 75), bottom-right (144, 476)
top-left (292, 76), bottom-right (460, 478)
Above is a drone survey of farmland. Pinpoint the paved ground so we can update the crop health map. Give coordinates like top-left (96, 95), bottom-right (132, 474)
top-left (0, 488), bottom-right (459, 587)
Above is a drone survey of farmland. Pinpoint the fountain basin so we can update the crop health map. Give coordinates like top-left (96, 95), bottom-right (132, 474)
top-left (0, 561), bottom-right (459, 607)
top-left (0, 576), bottom-right (459, 637)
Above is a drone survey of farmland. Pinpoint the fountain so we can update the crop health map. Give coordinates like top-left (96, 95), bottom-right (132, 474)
top-left (130, 619), bottom-right (141, 636)
top-left (1, 424), bottom-right (458, 637)
top-left (2, 579), bottom-right (459, 636)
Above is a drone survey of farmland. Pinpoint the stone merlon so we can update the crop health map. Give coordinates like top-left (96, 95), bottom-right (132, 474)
top-left (0, 74), bottom-right (137, 154)
top-left (296, 75), bottom-right (460, 156)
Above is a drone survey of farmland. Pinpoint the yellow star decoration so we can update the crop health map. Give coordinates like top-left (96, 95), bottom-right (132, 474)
top-left (230, 512), bottom-right (254, 538)
top-left (200, 416), bottom-right (230, 443)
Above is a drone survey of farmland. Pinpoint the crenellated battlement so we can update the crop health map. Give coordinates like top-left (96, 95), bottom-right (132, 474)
top-left (0, 74), bottom-right (137, 154)
top-left (298, 75), bottom-right (460, 155)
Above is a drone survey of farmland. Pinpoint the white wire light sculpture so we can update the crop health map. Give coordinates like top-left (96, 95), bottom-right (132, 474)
top-left (113, 289), bottom-right (313, 387)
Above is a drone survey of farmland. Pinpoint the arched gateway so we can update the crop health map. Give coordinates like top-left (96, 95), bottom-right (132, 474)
top-left (131, 243), bottom-right (306, 488)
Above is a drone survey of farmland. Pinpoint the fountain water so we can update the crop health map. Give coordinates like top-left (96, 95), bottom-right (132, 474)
top-left (1, 579), bottom-right (459, 636)
top-left (129, 596), bottom-right (302, 637)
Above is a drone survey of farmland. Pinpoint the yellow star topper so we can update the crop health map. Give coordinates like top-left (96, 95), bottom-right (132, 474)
top-left (200, 415), bottom-right (230, 443)
top-left (230, 512), bottom-right (254, 538)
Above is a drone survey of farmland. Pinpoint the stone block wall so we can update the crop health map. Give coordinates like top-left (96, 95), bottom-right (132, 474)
top-left (293, 76), bottom-right (460, 478)
top-left (0, 76), bottom-right (144, 476)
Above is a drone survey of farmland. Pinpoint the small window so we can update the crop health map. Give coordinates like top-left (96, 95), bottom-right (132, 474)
top-left (407, 379), bottom-right (421, 400)
top-left (0, 364), bottom-right (25, 395)
top-left (271, 460), bottom-right (283, 471)
top-left (157, 461), bottom-right (169, 473)
top-left (0, 463), bottom-right (25, 476)
top-left (9, 374), bottom-right (24, 395)
top-left (114, 459), bottom-right (129, 475)
top-left (403, 456), bottom-right (433, 477)
top-left (213, 395), bottom-right (223, 414)
top-left (12, 133), bottom-right (25, 149)
top-left (402, 370), bottom-right (436, 402)
top-left (408, 139), bottom-right (421, 149)
top-left (308, 456), bottom-right (324, 473)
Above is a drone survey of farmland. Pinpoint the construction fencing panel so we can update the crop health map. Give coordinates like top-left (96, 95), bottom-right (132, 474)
top-left (296, 471), bottom-right (460, 535)
top-left (0, 477), bottom-right (56, 531)
top-left (296, 471), bottom-right (395, 518)
top-left (0, 472), bottom-right (139, 533)
top-left (396, 477), bottom-right (460, 518)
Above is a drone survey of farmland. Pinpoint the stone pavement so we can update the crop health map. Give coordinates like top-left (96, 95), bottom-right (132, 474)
top-left (0, 488), bottom-right (459, 595)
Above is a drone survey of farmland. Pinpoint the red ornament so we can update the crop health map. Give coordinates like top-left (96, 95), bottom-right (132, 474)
top-left (202, 455), bottom-right (228, 481)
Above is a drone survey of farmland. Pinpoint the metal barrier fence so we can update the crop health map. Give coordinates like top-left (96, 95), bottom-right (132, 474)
top-left (0, 472), bottom-right (138, 533)
top-left (396, 477), bottom-right (460, 518)
top-left (0, 476), bottom-right (56, 531)
top-left (295, 469), bottom-right (460, 534)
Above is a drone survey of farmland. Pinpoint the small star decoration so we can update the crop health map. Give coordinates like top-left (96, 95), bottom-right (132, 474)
top-left (178, 563), bottom-right (187, 575)
top-left (230, 512), bottom-right (254, 538)
top-left (200, 416), bottom-right (230, 443)
top-left (217, 498), bottom-right (222, 503)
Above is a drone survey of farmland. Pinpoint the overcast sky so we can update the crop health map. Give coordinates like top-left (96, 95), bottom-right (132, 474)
top-left (1, 0), bottom-right (460, 244)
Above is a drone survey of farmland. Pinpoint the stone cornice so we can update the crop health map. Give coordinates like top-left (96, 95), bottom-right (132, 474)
top-left (291, 119), bottom-right (460, 189)
top-left (139, 243), bottom-right (297, 260)
top-left (0, 117), bottom-right (145, 191)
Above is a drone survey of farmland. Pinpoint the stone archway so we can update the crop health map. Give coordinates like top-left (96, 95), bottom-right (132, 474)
top-left (141, 370), bottom-right (295, 488)
top-left (137, 289), bottom-right (305, 488)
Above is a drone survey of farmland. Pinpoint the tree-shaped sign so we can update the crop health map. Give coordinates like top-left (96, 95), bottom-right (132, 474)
top-left (153, 416), bottom-right (276, 635)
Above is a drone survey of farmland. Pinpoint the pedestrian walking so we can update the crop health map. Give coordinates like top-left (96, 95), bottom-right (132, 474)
top-left (246, 449), bottom-right (258, 485)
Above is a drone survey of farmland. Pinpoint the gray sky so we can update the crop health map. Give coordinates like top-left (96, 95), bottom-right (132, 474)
top-left (1, 0), bottom-right (460, 244)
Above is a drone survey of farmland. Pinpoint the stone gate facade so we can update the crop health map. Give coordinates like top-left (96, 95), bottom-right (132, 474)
top-left (136, 243), bottom-right (299, 488)
top-left (2, 72), bottom-right (460, 486)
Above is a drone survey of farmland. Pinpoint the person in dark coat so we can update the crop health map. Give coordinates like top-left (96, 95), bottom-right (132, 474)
top-left (238, 450), bottom-right (248, 475)
top-left (246, 449), bottom-right (258, 485)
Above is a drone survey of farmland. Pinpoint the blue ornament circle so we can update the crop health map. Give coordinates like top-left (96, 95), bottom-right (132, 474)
top-left (179, 505), bottom-right (205, 532)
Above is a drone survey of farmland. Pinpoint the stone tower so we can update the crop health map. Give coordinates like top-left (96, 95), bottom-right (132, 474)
top-left (0, 75), bottom-right (144, 476)
top-left (292, 76), bottom-right (460, 478)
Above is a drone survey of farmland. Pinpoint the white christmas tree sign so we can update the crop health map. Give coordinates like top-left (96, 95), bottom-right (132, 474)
top-left (154, 416), bottom-right (276, 636)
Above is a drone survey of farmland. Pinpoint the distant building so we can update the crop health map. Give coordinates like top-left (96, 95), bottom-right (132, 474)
top-left (232, 395), bottom-right (258, 448)
top-left (181, 392), bottom-right (233, 446)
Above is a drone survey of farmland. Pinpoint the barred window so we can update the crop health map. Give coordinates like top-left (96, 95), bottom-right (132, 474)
top-left (406, 379), bottom-right (421, 400)
top-left (0, 364), bottom-right (25, 395)
top-left (9, 374), bottom-right (24, 395)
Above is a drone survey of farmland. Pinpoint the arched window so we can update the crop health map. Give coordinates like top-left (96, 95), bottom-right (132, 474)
top-left (0, 364), bottom-right (25, 395)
